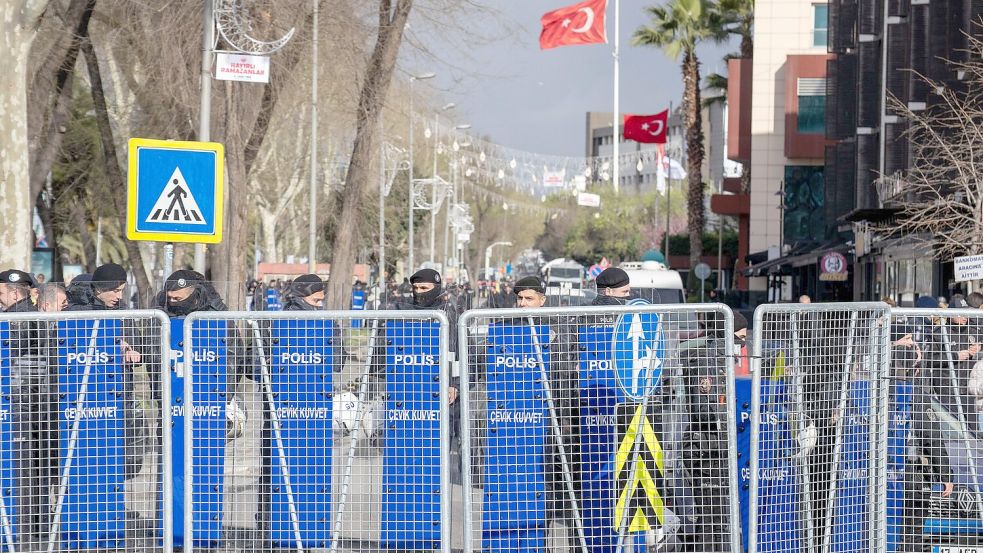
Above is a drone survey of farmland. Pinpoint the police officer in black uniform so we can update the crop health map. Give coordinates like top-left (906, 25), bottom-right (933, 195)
top-left (282, 274), bottom-right (325, 311)
top-left (512, 276), bottom-right (583, 537)
top-left (0, 270), bottom-right (54, 546)
top-left (157, 270), bottom-right (249, 438)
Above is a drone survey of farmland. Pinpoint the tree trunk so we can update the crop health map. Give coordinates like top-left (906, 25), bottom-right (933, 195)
top-left (81, 32), bottom-right (153, 298)
top-left (740, 35), bottom-right (753, 60)
top-left (0, 0), bottom-right (48, 271)
top-left (29, 0), bottom-right (94, 214)
top-left (325, 0), bottom-right (414, 310)
top-left (682, 51), bottom-right (706, 270)
top-left (258, 206), bottom-right (279, 263)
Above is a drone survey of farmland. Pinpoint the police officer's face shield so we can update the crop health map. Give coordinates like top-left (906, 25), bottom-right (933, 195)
top-left (0, 283), bottom-right (31, 310)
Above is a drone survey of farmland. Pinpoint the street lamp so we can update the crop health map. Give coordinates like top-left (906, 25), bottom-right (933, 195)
top-left (407, 71), bottom-right (435, 274)
top-left (429, 103), bottom-right (456, 265)
top-left (485, 241), bottom-right (513, 281)
top-left (444, 124), bottom-right (471, 271)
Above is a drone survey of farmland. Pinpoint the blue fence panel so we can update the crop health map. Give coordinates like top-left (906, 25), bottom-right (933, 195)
top-left (382, 320), bottom-right (442, 550)
top-left (266, 319), bottom-right (335, 547)
top-left (0, 322), bottom-right (13, 548)
top-left (736, 377), bottom-right (752, 553)
top-left (831, 380), bottom-right (872, 553)
top-left (482, 322), bottom-right (549, 552)
top-left (56, 319), bottom-right (127, 549)
top-left (171, 318), bottom-right (227, 547)
top-left (577, 324), bottom-right (623, 553)
top-left (756, 365), bottom-right (805, 553)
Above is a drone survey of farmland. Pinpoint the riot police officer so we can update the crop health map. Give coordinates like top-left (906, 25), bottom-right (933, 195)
top-left (282, 274), bottom-right (325, 311)
top-left (0, 269), bottom-right (37, 312)
top-left (0, 270), bottom-right (52, 545)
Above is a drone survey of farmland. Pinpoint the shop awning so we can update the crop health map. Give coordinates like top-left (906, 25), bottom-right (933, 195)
top-left (743, 240), bottom-right (852, 277)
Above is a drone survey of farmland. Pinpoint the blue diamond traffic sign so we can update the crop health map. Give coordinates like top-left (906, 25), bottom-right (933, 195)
top-left (612, 298), bottom-right (665, 399)
top-left (127, 138), bottom-right (224, 243)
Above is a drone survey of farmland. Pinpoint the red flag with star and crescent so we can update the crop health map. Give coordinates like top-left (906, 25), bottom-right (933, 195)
top-left (540, 0), bottom-right (608, 50)
top-left (623, 110), bottom-right (669, 144)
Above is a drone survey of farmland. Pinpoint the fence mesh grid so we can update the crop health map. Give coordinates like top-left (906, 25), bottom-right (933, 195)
top-left (0, 310), bottom-right (169, 552)
top-left (459, 304), bottom-right (739, 553)
top-left (750, 303), bottom-right (891, 553)
top-left (182, 310), bottom-right (450, 553)
top-left (889, 307), bottom-right (983, 553)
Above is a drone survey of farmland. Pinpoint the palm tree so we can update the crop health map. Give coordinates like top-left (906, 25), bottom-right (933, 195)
top-left (718, 0), bottom-right (754, 58)
top-left (633, 0), bottom-right (727, 270)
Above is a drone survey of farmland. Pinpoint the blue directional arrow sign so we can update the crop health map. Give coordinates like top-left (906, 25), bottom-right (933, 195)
top-left (126, 138), bottom-right (224, 243)
top-left (612, 298), bottom-right (666, 400)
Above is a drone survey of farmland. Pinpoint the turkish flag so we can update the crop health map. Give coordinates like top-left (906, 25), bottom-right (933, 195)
top-left (623, 110), bottom-right (669, 144)
top-left (540, 0), bottom-right (607, 50)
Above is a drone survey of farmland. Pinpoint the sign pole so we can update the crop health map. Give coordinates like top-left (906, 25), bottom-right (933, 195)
top-left (195, 0), bottom-right (214, 275)
top-left (163, 243), bottom-right (174, 291)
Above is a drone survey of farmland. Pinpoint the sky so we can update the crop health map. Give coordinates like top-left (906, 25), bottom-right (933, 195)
top-left (411, 1), bottom-right (738, 158)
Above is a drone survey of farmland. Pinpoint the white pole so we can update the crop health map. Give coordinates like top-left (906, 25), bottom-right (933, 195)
top-left (308, 0), bottom-right (318, 273)
top-left (379, 112), bottom-right (386, 287)
top-left (195, 0), bottom-right (214, 275)
top-left (408, 82), bottom-right (415, 273)
top-left (431, 113), bottom-right (439, 265)
top-left (612, 0), bottom-right (620, 194)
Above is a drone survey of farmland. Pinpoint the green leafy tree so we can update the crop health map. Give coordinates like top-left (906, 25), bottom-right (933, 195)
top-left (634, 0), bottom-right (727, 270)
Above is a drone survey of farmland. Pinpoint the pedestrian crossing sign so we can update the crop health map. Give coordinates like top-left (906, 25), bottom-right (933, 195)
top-left (126, 138), bottom-right (224, 243)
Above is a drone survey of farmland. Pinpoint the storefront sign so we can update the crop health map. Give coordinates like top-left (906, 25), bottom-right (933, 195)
top-left (819, 252), bottom-right (849, 282)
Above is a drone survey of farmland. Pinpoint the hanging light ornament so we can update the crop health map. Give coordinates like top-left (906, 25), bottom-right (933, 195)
top-left (479, 151), bottom-right (486, 163)
top-left (497, 169), bottom-right (505, 179)
top-left (453, 140), bottom-right (460, 152)
top-left (637, 159), bottom-right (644, 172)
top-left (509, 158), bottom-right (517, 169)
top-left (424, 127), bottom-right (432, 139)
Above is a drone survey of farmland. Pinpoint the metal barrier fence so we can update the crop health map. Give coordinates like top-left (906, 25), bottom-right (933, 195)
top-left (458, 304), bottom-right (741, 553)
top-left (749, 302), bottom-right (892, 553)
top-left (12, 302), bottom-right (983, 553)
top-left (181, 310), bottom-right (452, 553)
top-left (0, 310), bottom-right (171, 553)
top-left (888, 307), bottom-right (983, 553)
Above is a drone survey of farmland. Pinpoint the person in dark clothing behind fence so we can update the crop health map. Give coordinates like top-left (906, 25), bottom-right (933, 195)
top-left (512, 276), bottom-right (583, 534)
top-left (675, 309), bottom-right (744, 551)
top-left (897, 307), bottom-right (954, 553)
top-left (0, 270), bottom-right (52, 544)
top-left (281, 274), bottom-right (325, 311)
top-left (0, 269), bottom-right (36, 312)
top-left (157, 270), bottom-right (249, 439)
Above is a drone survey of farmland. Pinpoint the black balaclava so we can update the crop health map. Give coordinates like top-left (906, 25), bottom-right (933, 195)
top-left (410, 268), bottom-right (443, 307)
top-left (164, 270), bottom-right (206, 317)
top-left (594, 293), bottom-right (626, 306)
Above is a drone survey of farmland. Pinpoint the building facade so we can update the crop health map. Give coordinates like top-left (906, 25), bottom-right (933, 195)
top-left (739, 0), bottom-right (840, 302)
top-left (826, 0), bottom-right (983, 304)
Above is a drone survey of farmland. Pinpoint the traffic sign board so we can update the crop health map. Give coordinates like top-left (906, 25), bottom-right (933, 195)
top-left (127, 138), bottom-right (224, 243)
top-left (614, 402), bottom-right (665, 532)
top-left (612, 298), bottom-right (665, 399)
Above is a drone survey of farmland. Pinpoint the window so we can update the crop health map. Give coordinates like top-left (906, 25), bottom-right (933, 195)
top-left (813, 4), bottom-right (829, 47)
top-left (797, 78), bottom-right (826, 134)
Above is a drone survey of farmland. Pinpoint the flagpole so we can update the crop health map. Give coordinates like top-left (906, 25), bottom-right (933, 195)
top-left (612, 0), bottom-right (620, 195)
top-left (664, 100), bottom-right (672, 261)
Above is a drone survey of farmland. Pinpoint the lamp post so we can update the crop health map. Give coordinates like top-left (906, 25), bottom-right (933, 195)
top-left (485, 242), bottom-right (513, 281)
top-left (443, 125), bottom-right (470, 272)
top-left (307, 0), bottom-right (318, 273)
top-left (430, 103), bottom-right (455, 265)
top-left (407, 72), bottom-right (435, 273)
